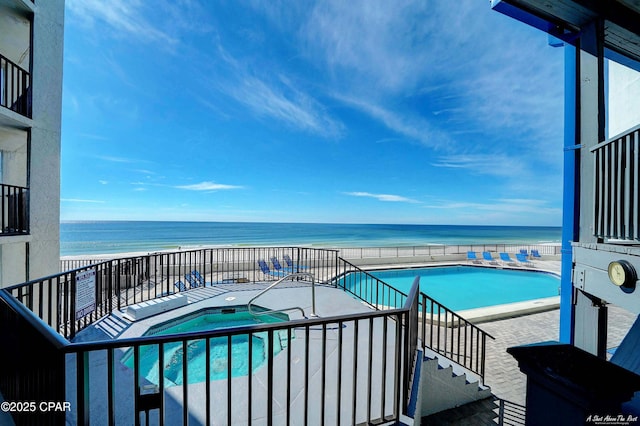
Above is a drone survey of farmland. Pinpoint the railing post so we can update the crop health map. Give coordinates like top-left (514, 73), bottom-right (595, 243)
top-left (70, 271), bottom-right (77, 340)
top-left (394, 313), bottom-right (402, 419)
top-left (76, 351), bottom-right (90, 425)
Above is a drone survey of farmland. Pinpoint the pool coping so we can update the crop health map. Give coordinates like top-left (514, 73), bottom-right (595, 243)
top-left (456, 296), bottom-right (560, 324)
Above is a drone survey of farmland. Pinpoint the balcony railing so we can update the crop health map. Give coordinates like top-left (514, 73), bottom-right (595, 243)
top-left (0, 247), bottom-right (492, 424)
top-left (335, 258), bottom-right (494, 380)
top-left (57, 248), bottom-right (495, 380)
top-left (0, 247), bottom-right (427, 425)
top-left (0, 53), bottom-right (31, 118)
top-left (0, 183), bottom-right (28, 235)
top-left (591, 124), bottom-right (640, 240)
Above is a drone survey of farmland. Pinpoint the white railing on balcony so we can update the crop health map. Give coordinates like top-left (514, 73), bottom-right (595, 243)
top-left (591, 124), bottom-right (640, 240)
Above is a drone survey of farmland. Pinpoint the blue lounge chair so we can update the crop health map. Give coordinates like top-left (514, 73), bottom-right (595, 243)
top-left (499, 252), bottom-right (518, 266)
top-left (270, 257), bottom-right (289, 274)
top-left (519, 249), bottom-right (529, 257)
top-left (258, 260), bottom-right (287, 277)
top-left (191, 270), bottom-right (208, 287)
top-left (174, 280), bottom-right (187, 292)
top-left (482, 252), bottom-right (499, 265)
top-left (531, 249), bottom-right (542, 259)
top-left (184, 272), bottom-right (198, 288)
top-left (283, 254), bottom-right (309, 270)
top-left (516, 253), bottom-right (534, 266)
top-left (184, 271), bottom-right (201, 288)
top-left (467, 251), bottom-right (482, 264)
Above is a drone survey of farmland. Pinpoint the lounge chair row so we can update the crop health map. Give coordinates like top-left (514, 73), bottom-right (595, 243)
top-left (173, 254), bottom-right (310, 292)
top-left (467, 251), bottom-right (539, 267)
top-left (518, 249), bottom-right (542, 259)
top-left (258, 256), bottom-right (309, 277)
top-left (174, 269), bottom-right (210, 292)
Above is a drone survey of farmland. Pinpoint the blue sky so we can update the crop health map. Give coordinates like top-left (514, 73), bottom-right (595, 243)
top-left (61, 0), bottom-right (564, 226)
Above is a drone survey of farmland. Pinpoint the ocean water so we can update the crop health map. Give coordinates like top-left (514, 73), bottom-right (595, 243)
top-left (60, 221), bottom-right (562, 256)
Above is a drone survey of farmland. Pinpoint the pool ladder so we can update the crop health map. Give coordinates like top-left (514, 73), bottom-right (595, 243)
top-left (248, 272), bottom-right (317, 319)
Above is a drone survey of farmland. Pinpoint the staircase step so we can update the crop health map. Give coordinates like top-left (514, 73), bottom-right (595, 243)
top-left (421, 352), bottom-right (493, 417)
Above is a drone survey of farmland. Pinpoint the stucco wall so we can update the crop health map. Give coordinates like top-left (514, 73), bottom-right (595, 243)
top-left (0, 0), bottom-right (64, 286)
top-left (27, 0), bottom-right (64, 282)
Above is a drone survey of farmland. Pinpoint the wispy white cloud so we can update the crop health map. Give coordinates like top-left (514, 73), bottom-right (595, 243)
top-left (95, 155), bottom-right (140, 164)
top-left (203, 41), bottom-right (344, 138)
top-left (86, 94), bottom-right (140, 122)
top-left (98, 180), bottom-right (108, 185)
top-left (66, 0), bottom-right (177, 46)
top-left (303, 1), bottom-right (433, 94)
top-left (344, 192), bottom-right (420, 203)
top-left (334, 94), bottom-right (453, 149)
top-left (227, 74), bottom-right (344, 137)
top-left (62, 90), bottom-right (80, 115)
top-left (79, 133), bottom-right (110, 141)
top-left (61, 198), bottom-right (105, 204)
top-left (175, 181), bottom-right (244, 191)
top-left (131, 169), bottom-right (157, 176)
top-left (298, 0), bottom-right (563, 164)
top-left (431, 154), bottom-right (526, 177)
top-left (424, 198), bottom-right (560, 215)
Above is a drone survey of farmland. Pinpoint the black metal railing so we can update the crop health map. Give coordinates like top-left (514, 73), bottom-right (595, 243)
top-left (0, 290), bottom-right (67, 426)
top-left (420, 292), bottom-right (494, 380)
top-left (404, 277), bottom-right (420, 403)
top-left (55, 249), bottom-right (494, 379)
top-left (0, 247), bottom-right (421, 425)
top-left (60, 246), bottom-right (339, 283)
top-left (23, 247), bottom-right (338, 340)
top-left (65, 304), bottom-right (414, 425)
top-left (0, 53), bottom-right (31, 118)
top-left (334, 258), bottom-right (409, 309)
top-left (591, 123), bottom-right (640, 241)
top-left (335, 258), bottom-right (494, 381)
top-left (0, 246), bottom-right (494, 424)
top-left (0, 183), bottom-right (28, 235)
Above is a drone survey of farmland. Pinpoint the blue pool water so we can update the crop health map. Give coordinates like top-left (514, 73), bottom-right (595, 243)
top-left (346, 266), bottom-right (560, 311)
top-left (122, 306), bottom-right (290, 386)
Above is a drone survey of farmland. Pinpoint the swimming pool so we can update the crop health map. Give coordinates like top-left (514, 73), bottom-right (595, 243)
top-left (121, 306), bottom-right (290, 386)
top-left (344, 265), bottom-right (560, 311)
